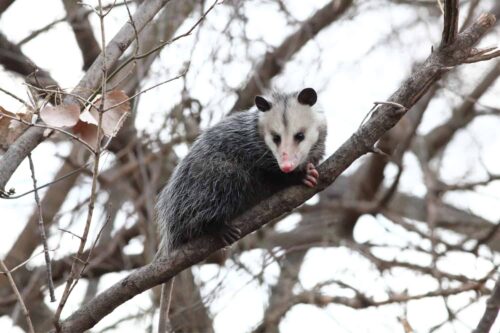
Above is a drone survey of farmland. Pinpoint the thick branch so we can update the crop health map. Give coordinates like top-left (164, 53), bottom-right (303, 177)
top-left (473, 277), bottom-right (500, 333)
top-left (62, 0), bottom-right (101, 70)
top-left (0, 33), bottom-right (58, 89)
top-left (0, 0), bottom-right (14, 16)
top-left (57, 13), bottom-right (499, 332)
top-left (0, 0), bottom-right (172, 191)
top-left (441, 0), bottom-right (459, 47)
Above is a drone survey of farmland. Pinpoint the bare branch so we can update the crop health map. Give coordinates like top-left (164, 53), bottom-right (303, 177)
top-left (56, 12), bottom-right (500, 332)
top-left (53, 1), bottom-right (110, 326)
top-left (27, 153), bottom-right (56, 302)
top-left (0, 0), bottom-right (15, 16)
top-left (0, 260), bottom-right (35, 333)
top-left (441, 0), bottom-right (459, 48)
top-left (0, 0), bottom-right (173, 192)
top-left (62, 0), bottom-right (101, 70)
top-left (295, 281), bottom-right (487, 309)
top-left (473, 277), bottom-right (500, 333)
top-left (0, 32), bottom-right (58, 89)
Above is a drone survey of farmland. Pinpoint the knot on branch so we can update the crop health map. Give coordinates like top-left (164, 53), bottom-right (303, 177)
top-left (437, 11), bottom-right (497, 66)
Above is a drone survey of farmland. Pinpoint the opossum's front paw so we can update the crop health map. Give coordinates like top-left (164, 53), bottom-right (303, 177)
top-left (220, 225), bottom-right (241, 246)
top-left (302, 162), bottom-right (319, 188)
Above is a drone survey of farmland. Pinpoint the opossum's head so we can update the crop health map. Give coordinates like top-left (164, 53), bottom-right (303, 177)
top-left (256, 88), bottom-right (325, 173)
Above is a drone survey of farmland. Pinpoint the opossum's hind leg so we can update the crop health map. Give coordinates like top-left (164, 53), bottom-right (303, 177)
top-left (219, 224), bottom-right (241, 246)
top-left (302, 162), bottom-right (319, 188)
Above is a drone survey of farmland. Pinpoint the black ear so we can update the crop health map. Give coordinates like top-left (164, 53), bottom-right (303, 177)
top-left (255, 96), bottom-right (272, 112)
top-left (297, 88), bottom-right (317, 106)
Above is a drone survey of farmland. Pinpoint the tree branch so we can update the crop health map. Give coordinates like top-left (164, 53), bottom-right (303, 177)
top-left (473, 277), bottom-right (500, 333)
top-left (0, 260), bottom-right (34, 333)
top-left (0, 0), bottom-right (15, 16)
top-left (0, 32), bottom-right (58, 89)
top-left (0, 0), bottom-right (173, 191)
top-left (56, 11), bottom-right (499, 332)
top-left (441, 0), bottom-right (459, 48)
top-left (62, 0), bottom-right (101, 70)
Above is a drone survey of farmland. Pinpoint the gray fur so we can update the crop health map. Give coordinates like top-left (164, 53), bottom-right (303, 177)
top-left (156, 91), bottom-right (327, 252)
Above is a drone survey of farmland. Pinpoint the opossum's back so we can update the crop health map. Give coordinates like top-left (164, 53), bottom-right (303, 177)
top-left (156, 111), bottom-right (269, 248)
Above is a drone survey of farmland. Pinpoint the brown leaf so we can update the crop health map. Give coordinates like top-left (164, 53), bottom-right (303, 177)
top-left (0, 107), bottom-right (33, 151)
top-left (40, 103), bottom-right (80, 128)
top-left (89, 90), bottom-right (130, 137)
top-left (73, 120), bottom-right (99, 150)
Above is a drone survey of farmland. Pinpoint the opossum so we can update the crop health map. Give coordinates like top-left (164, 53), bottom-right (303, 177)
top-left (155, 88), bottom-right (327, 251)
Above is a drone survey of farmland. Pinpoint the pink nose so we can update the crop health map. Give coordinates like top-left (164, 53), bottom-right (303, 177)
top-left (280, 162), bottom-right (294, 173)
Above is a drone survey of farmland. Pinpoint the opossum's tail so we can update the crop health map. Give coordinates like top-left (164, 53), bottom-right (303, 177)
top-left (154, 235), bottom-right (175, 333)
top-left (154, 202), bottom-right (175, 333)
top-left (158, 278), bottom-right (175, 333)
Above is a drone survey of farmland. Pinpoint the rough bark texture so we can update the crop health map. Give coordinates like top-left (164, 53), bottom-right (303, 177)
top-left (0, 2), bottom-right (499, 333)
top-left (57, 12), bottom-right (499, 332)
top-left (0, 0), bottom-right (172, 191)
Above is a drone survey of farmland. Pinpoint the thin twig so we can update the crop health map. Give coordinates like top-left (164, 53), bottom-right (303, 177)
top-left (373, 100), bottom-right (408, 112)
top-left (0, 247), bottom-right (58, 275)
top-left (16, 2), bottom-right (133, 46)
top-left (1, 162), bottom-right (90, 200)
top-left (105, 0), bottom-right (219, 87)
top-left (24, 83), bottom-right (94, 107)
top-left (57, 228), bottom-right (85, 241)
top-left (53, 1), bottom-right (109, 328)
top-left (123, 0), bottom-right (140, 56)
top-left (102, 71), bottom-right (187, 113)
top-left (0, 110), bottom-right (96, 153)
top-left (359, 101), bottom-right (407, 129)
top-left (0, 260), bottom-right (35, 333)
top-left (0, 87), bottom-right (31, 107)
top-left (27, 153), bottom-right (56, 302)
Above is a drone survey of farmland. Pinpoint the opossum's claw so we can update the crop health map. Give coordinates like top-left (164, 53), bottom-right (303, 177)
top-left (220, 224), bottom-right (241, 246)
top-left (303, 162), bottom-right (319, 188)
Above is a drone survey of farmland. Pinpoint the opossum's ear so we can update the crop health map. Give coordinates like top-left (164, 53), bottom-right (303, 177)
top-left (298, 88), bottom-right (317, 106)
top-left (255, 96), bottom-right (272, 112)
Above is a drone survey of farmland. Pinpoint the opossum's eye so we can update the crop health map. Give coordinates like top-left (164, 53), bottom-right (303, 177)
top-left (294, 132), bottom-right (305, 142)
top-left (272, 134), bottom-right (281, 145)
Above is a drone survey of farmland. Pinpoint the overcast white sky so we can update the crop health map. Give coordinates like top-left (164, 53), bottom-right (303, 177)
top-left (0, 0), bottom-right (499, 332)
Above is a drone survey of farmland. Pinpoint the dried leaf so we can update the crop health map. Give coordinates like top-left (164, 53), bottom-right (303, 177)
top-left (73, 120), bottom-right (99, 150)
top-left (89, 90), bottom-right (130, 137)
top-left (0, 107), bottom-right (33, 151)
top-left (40, 103), bottom-right (80, 127)
top-left (0, 107), bottom-right (17, 119)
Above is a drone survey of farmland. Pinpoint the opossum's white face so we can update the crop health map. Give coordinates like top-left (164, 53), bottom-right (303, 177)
top-left (257, 88), bottom-right (325, 173)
